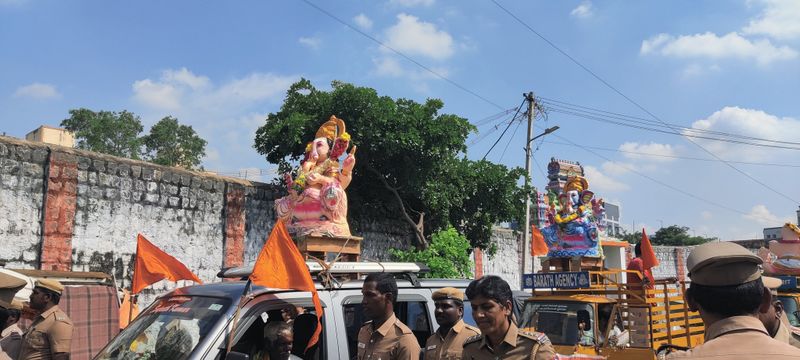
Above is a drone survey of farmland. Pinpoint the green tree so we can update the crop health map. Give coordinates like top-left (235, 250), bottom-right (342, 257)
top-left (254, 79), bottom-right (526, 249)
top-left (389, 227), bottom-right (473, 278)
top-left (651, 225), bottom-right (716, 246)
top-left (620, 230), bottom-right (643, 244)
top-left (142, 116), bottom-right (207, 169)
top-left (61, 108), bottom-right (144, 158)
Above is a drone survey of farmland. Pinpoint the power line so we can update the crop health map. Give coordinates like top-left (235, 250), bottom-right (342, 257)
top-left (300, 0), bottom-right (505, 111)
top-left (492, 0), bottom-right (799, 204)
top-left (499, 111), bottom-right (525, 162)
top-left (483, 98), bottom-right (526, 160)
top-left (543, 140), bottom-right (800, 168)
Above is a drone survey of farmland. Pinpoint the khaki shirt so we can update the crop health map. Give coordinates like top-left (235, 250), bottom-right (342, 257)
top-left (357, 314), bottom-right (421, 360)
top-left (424, 319), bottom-right (480, 360)
top-left (1, 323), bottom-right (23, 360)
top-left (18, 306), bottom-right (73, 360)
top-left (461, 322), bottom-right (556, 360)
top-left (666, 316), bottom-right (800, 359)
top-left (774, 316), bottom-right (800, 349)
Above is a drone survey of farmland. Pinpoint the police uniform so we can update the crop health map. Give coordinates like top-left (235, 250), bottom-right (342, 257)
top-left (764, 278), bottom-right (800, 349)
top-left (357, 313), bottom-right (421, 360)
top-left (18, 280), bottom-right (73, 360)
top-left (460, 321), bottom-right (556, 360)
top-left (0, 272), bottom-right (27, 360)
top-left (424, 288), bottom-right (480, 360)
top-left (665, 242), bottom-right (800, 359)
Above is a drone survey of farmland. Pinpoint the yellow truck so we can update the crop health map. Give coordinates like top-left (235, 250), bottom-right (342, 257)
top-left (772, 275), bottom-right (800, 330)
top-left (520, 269), bottom-right (705, 359)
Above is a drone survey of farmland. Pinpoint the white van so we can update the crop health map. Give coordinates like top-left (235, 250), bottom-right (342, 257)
top-left (94, 262), bottom-right (528, 360)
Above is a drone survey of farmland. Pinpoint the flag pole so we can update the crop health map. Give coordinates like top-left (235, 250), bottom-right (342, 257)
top-left (128, 293), bottom-right (136, 325)
top-left (226, 278), bottom-right (252, 354)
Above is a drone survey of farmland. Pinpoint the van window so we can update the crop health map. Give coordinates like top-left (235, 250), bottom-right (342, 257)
top-left (520, 301), bottom-right (595, 346)
top-left (227, 302), bottom-right (324, 360)
top-left (95, 296), bottom-right (230, 360)
top-left (343, 301), bottom-right (432, 359)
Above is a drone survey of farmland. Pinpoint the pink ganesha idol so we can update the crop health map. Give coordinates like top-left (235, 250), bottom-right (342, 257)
top-left (760, 223), bottom-right (800, 275)
top-left (275, 116), bottom-right (356, 237)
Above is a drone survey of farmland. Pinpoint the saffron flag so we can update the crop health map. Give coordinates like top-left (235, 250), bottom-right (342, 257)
top-left (131, 234), bottom-right (202, 294)
top-left (640, 229), bottom-right (660, 269)
top-left (531, 225), bottom-right (548, 256)
top-left (249, 221), bottom-right (323, 350)
top-left (119, 289), bottom-right (140, 329)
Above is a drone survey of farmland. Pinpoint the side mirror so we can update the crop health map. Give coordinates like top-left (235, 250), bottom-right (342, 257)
top-left (226, 351), bottom-right (249, 360)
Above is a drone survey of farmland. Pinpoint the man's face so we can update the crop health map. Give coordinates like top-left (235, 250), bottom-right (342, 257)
top-left (434, 299), bottom-right (462, 328)
top-left (758, 298), bottom-right (782, 334)
top-left (270, 330), bottom-right (294, 360)
top-left (470, 295), bottom-right (511, 337)
top-left (362, 281), bottom-right (389, 320)
top-left (29, 287), bottom-right (48, 310)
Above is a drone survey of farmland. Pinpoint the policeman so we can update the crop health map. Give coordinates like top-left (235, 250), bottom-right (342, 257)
top-left (462, 276), bottom-right (556, 360)
top-left (424, 287), bottom-right (479, 360)
top-left (666, 242), bottom-right (800, 359)
top-left (357, 273), bottom-right (420, 360)
top-left (0, 272), bottom-right (27, 360)
top-left (18, 279), bottom-right (73, 360)
top-left (760, 276), bottom-right (800, 349)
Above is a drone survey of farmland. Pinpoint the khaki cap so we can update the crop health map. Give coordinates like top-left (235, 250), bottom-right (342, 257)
top-left (763, 276), bottom-right (784, 296)
top-left (35, 279), bottom-right (65, 295)
top-left (9, 300), bottom-right (24, 311)
top-left (0, 272), bottom-right (27, 309)
top-left (687, 242), bottom-right (763, 286)
top-left (432, 287), bottom-right (464, 301)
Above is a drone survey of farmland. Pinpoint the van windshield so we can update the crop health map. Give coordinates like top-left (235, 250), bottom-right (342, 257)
top-left (520, 301), bottom-right (594, 346)
top-left (95, 296), bottom-right (230, 360)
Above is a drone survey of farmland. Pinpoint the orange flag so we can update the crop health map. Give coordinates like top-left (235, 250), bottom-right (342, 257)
top-left (640, 229), bottom-right (660, 269)
top-left (132, 234), bottom-right (202, 294)
top-left (531, 225), bottom-right (549, 256)
top-left (119, 289), bottom-right (140, 329)
top-left (250, 221), bottom-right (323, 351)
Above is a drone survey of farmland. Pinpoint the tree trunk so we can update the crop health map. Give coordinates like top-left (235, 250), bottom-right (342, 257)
top-left (366, 165), bottom-right (428, 248)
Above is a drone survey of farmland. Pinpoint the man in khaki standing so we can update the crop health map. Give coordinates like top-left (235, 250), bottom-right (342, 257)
top-left (666, 242), bottom-right (800, 359)
top-left (357, 273), bottom-right (420, 360)
top-left (424, 287), bottom-right (479, 360)
top-left (461, 276), bottom-right (555, 360)
top-left (18, 279), bottom-right (73, 360)
top-left (0, 272), bottom-right (27, 360)
top-left (760, 277), bottom-right (800, 348)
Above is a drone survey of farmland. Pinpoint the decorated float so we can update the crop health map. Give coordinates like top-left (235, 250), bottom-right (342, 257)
top-left (538, 158), bottom-right (607, 271)
top-left (760, 222), bottom-right (800, 275)
top-left (274, 115), bottom-right (362, 260)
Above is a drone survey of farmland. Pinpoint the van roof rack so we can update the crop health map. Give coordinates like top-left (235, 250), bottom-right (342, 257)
top-left (217, 261), bottom-right (430, 280)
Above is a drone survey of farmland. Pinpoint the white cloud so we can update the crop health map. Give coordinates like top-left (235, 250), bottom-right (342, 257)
top-left (389, 0), bottom-right (434, 7)
top-left (584, 166), bottom-right (629, 192)
top-left (618, 142), bottom-right (676, 161)
top-left (570, 1), bottom-right (593, 19)
top-left (640, 32), bottom-right (797, 65)
top-left (743, 204), bottom-right (792, 225)
top-left (686, 106), bottom-right (800, 161)
top-left (298, 36), bottom-right (321, 49)
top-left (743, 0), bottom-right (800, 40)
top-left (132, 79), bottom-right (182, 110)
top-left (701, 211), bottom-right (713, 220)
top-left (384, 13), bottom-right (454, 60)
top-left (162, 68), bottom-right (210, 90)
top-left (13, 83), bottom-right (61, 100)
top-left (353, 13), bottom-right (373, 30)
top-left (600, 161), bottom-right (631, 176)
top-left (373, 57), bottom-right (405, 77)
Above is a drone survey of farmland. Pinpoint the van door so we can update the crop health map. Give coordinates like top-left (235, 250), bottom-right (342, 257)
top-left (332, 288), bottom-right (433, 360)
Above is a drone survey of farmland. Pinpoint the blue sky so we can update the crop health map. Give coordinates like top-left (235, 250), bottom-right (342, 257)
top-left (2, 0), bottom-right (799, 240)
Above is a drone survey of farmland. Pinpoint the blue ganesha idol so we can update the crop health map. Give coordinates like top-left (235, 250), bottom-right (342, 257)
top-left (541, 176), bottom-right (605, 258)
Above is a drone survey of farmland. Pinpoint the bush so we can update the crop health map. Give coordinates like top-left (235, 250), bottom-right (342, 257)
top-left (390, 227), bottom-right (473, 278)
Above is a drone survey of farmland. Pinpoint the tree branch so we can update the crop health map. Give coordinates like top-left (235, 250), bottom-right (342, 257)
top-left (366, 165), bottom-right (428, 248)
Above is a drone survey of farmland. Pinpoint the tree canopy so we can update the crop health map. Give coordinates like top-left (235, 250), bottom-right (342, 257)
top-left (142, 116), bottom-right (207, 169)
top-left (61, 108), bottom-right (144, 159)
top-left (621, 225), bottom-right (716, 246)
top-left (254, 79), bottom-right (527, 249)
top-left (61, 109), bottom-right (207, 169)
top-left (390, 227), bottom-right (473, 278)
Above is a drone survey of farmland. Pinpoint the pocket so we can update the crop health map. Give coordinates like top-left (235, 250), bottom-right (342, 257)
top-left (444, 350), bottom-right (463, 360)
top-left (25, 330), bottom-right (48, 349)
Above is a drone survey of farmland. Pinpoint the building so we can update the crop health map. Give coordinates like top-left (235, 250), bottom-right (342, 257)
top-left (603, 201), bottom-right (622, 238)
top-left (545, 157), bottom-right (584, 195)
top-left (762, 206), bottom-right (800, 240)
top-left (25, 126), bottom-right (74, 147)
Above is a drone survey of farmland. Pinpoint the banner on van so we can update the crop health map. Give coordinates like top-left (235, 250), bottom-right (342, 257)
top-left (523, 271), bottom-right (591, 289)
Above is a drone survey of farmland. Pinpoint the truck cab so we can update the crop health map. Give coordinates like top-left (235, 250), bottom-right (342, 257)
top-left (519, 270), bottom-right (704, 359)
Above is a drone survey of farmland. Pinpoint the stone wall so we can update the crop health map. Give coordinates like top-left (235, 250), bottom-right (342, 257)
top-left (473, 227), bottom-right (541, 290)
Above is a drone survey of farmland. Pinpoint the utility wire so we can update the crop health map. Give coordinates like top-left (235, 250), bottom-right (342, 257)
top-left (300, 0), bottom-right (505, 111)
top-left (543, 140), bottom-right (800, 168)
top-left (499, 111), bottom-right (525, 162)
top-left (492, 0), bottom-right (799, 204)
top-left (483, 98), bottom-right (526, 160)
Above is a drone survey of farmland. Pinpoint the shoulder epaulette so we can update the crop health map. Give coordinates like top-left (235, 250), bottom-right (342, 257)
top-left (463, 324), bottom-right (481, 334)
top-left (463, 334), bottom-right (483, 346)
top-left (519, 330), bottom-right (551, 345)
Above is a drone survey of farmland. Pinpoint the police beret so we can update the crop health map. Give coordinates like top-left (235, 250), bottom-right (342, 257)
top-left (9, 300), bottom-right (24, 311)
top-left (687, 242), bottom-right (762, 286)
top-left (0, 272), bottom-right (27, 309)
top-left (432, 287), bottom-right (464, 301)
top-left (35, 279), bottom-right (65, 295)
top-left (763, 276), bottom-right (783, 295)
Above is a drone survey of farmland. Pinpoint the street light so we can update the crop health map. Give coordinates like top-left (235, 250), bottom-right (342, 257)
top-left (527, 126), bottom-right (560, 145)
top-left (523, 125), bottom-right (560, 278)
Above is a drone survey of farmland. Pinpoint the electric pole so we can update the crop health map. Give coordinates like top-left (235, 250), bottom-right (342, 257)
top-left (521, 92), bottom-right (535, 287)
